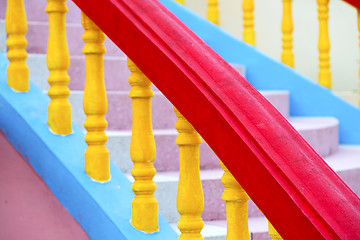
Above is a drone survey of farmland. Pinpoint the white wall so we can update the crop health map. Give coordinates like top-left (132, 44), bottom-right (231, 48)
top-left (183, 0), bottom-right (359, 94)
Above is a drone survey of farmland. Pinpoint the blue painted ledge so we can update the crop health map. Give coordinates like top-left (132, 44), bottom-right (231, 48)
top-left (160, 0), bottom-right (360, 144)
top-left (0, 53), bottom-right (178, 239)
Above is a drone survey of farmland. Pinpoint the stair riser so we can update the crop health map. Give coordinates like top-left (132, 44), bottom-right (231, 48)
top-left (28, 55), bottom-right (131, 91)
top-left (108, 134), bottom-right (220, 173)
top-left (0, 21), bottom-right (124, 57)
top-left (289, 117), bottom-right (339, 157)
top-left (154, 166), bottom-right (360, 223)
top-left (108, 122), bottom-right (338, 175)
top-left (251, 233), bottom-right (272, 240)
top-left (298, 124), bottom-right (338, 157)
top-left (154, 177), bottom-right (228, 223)
top-left (0, 0), bottom-right (81, 23)
top-left (70, 92), bottom-right (176, 131)
top-left (25, 55), bottom-right (246, 93)
top-left (261, 91), bottom-right (289, 118)
top-left (336, 169), bottom-right (360, 196)
top-left (70, 92), bottom-right (289, 131)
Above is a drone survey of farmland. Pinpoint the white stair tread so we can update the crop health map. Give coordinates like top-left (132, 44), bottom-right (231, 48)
top-left (288, 116), bottom-right (338, 130)
top-left (125, 144), bottom-right (360, 184)
top-left (105, 129), bottom-right (178, 137)
top-left (103, 116), bottom-right (337, 137)
top-left (206, 217), bottom-right (269, 234)
top-left (170, 222), bottom-right (226, 238)
top-left (259, 90), bottom-right (289, 95)
top-left (325, 145), bottom-right (360, 171)
top-left (126, 169), bottom-right (223, 183)
top-left (170, 217), bottom-right (269, 239)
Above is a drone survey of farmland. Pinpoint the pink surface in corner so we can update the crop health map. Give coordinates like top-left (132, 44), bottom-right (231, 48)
top-left (0, 132), bottom-right (89, 240)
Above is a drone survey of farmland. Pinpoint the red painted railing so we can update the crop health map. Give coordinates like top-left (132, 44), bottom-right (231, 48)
top-left (72, 0), bottom-right (360, 239)
top-left (342, 0), bottom-right (360, 9)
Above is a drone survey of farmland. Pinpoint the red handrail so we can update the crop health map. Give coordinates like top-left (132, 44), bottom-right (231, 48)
top-left (72, 0), bottom-right (360, 239)
top-left (342, 0), bottom-right (360, 9)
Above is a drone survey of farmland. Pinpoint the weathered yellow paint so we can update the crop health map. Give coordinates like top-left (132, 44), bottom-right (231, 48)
top-left (281, 0), bottom-right (294, 68)
top-left (81, 12), bottom-right (110, 182)
top-left (128, 58), bottom-right (158, 233)
top-left (220, 161), bottom-right (250, 240)
top-left (269, 222), bottom-right (283, 240)
top-left (46, 0), bottom-right (72, 135)
top-left (5, 0), bottom-right (29, 91)
top-left (174, 107), bottom-right (204, 240)
top-left (207, 0), bottom-right (219, 25)
top-left (176, 0), bottom-right (185, 5)
top-left (317, 0), bottom-right (331, 89)
top-left (243, 0), bottom-right (255, 45)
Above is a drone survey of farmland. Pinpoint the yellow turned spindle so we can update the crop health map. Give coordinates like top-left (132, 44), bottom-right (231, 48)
top-left (176, 0), bottom-right (185, 5)
top-left (81, 13), bottom-right (110, 181)
top-left (281, 0), bottom-right (294, 68)
top-left (317, 0), bottom-right (331, 89)
top-left (5, 0), bottom-right (29, 91)
top-left (46, 0), bottom-right (72, 135)
top-left (128, 58), bottom-right (158, 232)
top-left (220, 161), bottom-right (250, 240)
top-left (174, 107), bottom-right (204, 240)
top-left (207, 0), bottom-right (219, 25)
top-left (269, 222), bottom-right (283, 240)
top-left (243, 0), bottom-right (255, 45)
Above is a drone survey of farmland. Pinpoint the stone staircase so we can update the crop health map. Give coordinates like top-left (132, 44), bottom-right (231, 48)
top-left (1, 1), bottom-right (360, 239)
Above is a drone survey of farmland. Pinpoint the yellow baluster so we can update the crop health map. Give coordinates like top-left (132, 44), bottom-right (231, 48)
top-left (46, 0), bottom-right (72, 135)
top-left (128, 58), bottom-right (158, 232)
top-left (220, 161), bottom-right (250, 240)
top-left (317, 0), bottom-right (331, 89)
top-left (207, 0), bottom-right (219, 25)
top-left (176, 0), bottom-right (185, 5)
top-left (5, 0), bottom-right (29, 91)
top-left (269, 222), bottom-right (283, 240)
top-left (81, 13), bottom-right (110, 181)
top-left (281, 0), bottom-right (294, 68)
top-left (174, 107), bottom-right (204, 240)
top-left (243, 0), bottom-right (255, 45)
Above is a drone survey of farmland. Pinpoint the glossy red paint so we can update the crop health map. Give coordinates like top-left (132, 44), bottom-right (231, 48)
top-left (342, 0), bottom-right (360, 9)
top-left (72, 0), bottom-right (360, 239)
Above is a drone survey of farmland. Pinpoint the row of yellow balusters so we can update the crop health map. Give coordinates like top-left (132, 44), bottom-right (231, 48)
top-left (5, 0), bottom-right (360, 239)
top-left (205, 0), bottom-right (360, 92)
top-left (176, 0), bottom-right (360, 239)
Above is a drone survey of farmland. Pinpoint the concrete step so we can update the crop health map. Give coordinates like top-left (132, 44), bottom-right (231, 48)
top-left (123, 145), bottom-right (360, 223)
top-left (108, 116), bottom-right (339, 174)
top-left (260, 90), bottom-right (289, 118)
top-left (170, 218), bottom-right (272, 240)
top-left (0, 0), bottom-right (82, 23)
top-left (23, 55), bottom-right (246, 92)
top-left (289, 117), bottom-right (339, 157)
top-left (28, 54), bottom-right (130, 91)
top-left (167, 145), bottom-right (360, 240)
top-left (70, 91), bottom-right (176, 131)
top-left (179, 218), bottom-right (271, 240)
top-left (0, 20), bottom-right (124, 56)
top-left (69, 90), bottom-right (286, 131)
top-left (325, 145), bottom-right (360, 196)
